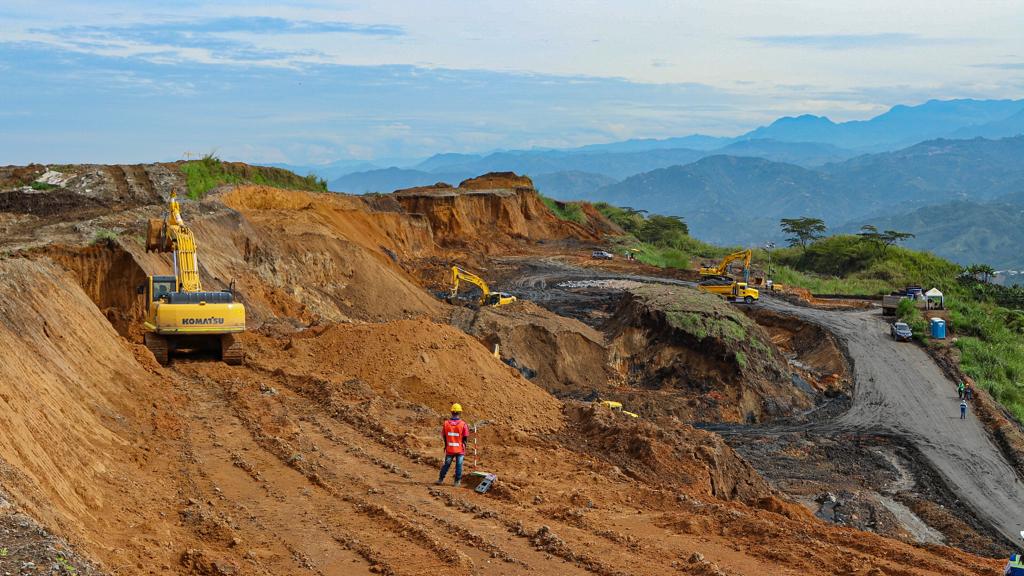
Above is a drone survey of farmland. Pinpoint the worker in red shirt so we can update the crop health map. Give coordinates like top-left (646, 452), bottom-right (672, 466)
top-left (437, 403), bottom-right (470, 487)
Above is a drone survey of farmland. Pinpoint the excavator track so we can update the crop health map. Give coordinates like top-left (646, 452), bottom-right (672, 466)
top-left (221, 334), bottom-right (244, 366)
top-left (144, 333), bottom-right (169, 365)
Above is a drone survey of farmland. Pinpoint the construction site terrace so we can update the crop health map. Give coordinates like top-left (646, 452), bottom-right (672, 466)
top-left (0, 163), bottom-right (1021, 576)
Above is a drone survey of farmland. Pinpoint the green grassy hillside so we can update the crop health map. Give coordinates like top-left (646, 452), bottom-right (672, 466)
top-left (180, 155), bottom-right (327, 199)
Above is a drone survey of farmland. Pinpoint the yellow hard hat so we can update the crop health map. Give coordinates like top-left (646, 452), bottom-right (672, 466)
top-left (450, 403), bottom-right (462, 413)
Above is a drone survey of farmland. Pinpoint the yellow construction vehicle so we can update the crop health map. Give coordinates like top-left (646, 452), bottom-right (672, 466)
top-left (699, 249), bottom-right (753, 282)
top-left (698, 279), bottom-right (760, 304)
top-left (449, 266), bottom-right (517, 307)
top-left (139, 191), bottom-right (246, 365)
top-left (598, 400), bottom-right (639, 418)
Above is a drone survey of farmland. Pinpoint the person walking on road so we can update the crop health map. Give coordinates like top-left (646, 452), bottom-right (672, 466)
top-left (1004, 551), bottom-right (1024, 575)
top-left (960, 399), bottom-right (968, 420)
top-left (965, 382), bottom-right (974, 401)
top-left (437, 403), bottom-right (470, 487)
top-left (957, 381), bottom-right (965, 399)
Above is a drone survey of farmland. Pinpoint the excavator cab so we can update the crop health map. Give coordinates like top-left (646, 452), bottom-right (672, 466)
top-left (483, 292), bottom-right (516, 307)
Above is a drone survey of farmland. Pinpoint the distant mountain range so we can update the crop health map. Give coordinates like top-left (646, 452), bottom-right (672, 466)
top-left (287, 98), bottom-right (1024, 271)
top-left (838, 201), bottom-right (1024, 271)
top-left (587, 136), bottom-right (1024, 248)
top-left (320, 98), bottom-right (1024, 198)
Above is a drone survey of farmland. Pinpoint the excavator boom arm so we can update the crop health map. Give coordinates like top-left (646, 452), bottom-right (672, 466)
top-left (147, 192), bottom-right (203, 292)
top-left (450, 266), bottom-right (491, 303)
top-left (701, 249), bottom-right (752, 281)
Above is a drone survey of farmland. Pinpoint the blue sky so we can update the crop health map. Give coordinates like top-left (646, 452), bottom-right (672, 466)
top-left (1, 0), bottom-right (1022, 165)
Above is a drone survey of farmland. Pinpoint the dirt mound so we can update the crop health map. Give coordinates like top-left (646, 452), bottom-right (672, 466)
top-left (0, 164), bottom-right (46, 189)
top-left (245, 318), bottom-right (563, 429)
top-left (0, 258), bottom-right (184, 568)
top-left (604, 285), bottom-right (811, 423)
top-left (0, 189), bottom-right (109, 217)
top-left (393, 171), bottom-right (608, 251)
top-left (562, 404), bottom-right (773, 503)
top-left (450, 300), bottom-right (613, 398)
top-left (458, 172), bottom-right (535, 190)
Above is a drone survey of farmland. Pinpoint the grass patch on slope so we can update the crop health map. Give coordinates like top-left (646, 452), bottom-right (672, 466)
top-left (631, 284), bottom-right (752, 343)
top-left (764, 235), bottom-right (959, 296)
top-left (593, 202), bottom-right (732, 269)
top-left (180, 154), bottom-right (328, 199)
top-left (540, 194), bottom-right (587, 224)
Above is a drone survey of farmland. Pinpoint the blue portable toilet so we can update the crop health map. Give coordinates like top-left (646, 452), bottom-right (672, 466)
top-left (930, 318), bottom-right (946, 339)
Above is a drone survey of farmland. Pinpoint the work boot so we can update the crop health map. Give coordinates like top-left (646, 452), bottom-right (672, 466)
top-left (435, 480), bottom-right (444, 486)
top-left (454, 479), bottom-right (462, 487)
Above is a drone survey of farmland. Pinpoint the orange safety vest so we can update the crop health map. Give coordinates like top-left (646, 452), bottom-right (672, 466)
top-left (443, 419), bottom-right (468, 455)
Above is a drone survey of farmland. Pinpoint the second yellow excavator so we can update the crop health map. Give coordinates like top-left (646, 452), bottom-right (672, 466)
top-left (449, 266), bottom-right (517, 307)
top-left (699, 249), bottom-right (752, 282)
top-left (139, 191), bottom-right (246, 365)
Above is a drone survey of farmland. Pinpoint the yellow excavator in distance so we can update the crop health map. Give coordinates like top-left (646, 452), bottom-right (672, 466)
top-left (699, 249), bottom-right (752, 282)
top-left (449, 266), bottom-right (517, 307)
top-left (698, 249), bottom-right (759, 304)
top-left (139, 191), bottom-right (246, 365)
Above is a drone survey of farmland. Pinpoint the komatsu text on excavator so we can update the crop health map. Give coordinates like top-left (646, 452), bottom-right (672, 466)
top-left (448, 266), bottom-right (517, 308)
top-left (139, 191), bottom-right (246, 365)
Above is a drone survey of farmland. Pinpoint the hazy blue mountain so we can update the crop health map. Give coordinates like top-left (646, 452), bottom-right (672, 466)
top-left (715, 139), bottom-right (857, 166)
top-left (567, 134), bottom-right (733, 153)
top-left (591, 156), bottom-right (840, 244)
top-left (838, 201), bottom-right (1024, 270)
top-left (587, 136), bottom-right (1024, 246)
top-left (414, 153), bottom-right (483, 172)
top-left (951, 108), bottom-right (1024, 140)
top-left (740, 99), bottom-right (1024, 150)
top-left (531, 171), bottom-right (618, 198)
top-left (823, 136), bottom-right (1024, 202)
top-left (329, 168), bottom-right (472, 193)
top-left (411, 148), bottom-right (708, 180)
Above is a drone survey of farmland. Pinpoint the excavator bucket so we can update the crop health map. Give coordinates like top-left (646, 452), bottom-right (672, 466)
top-left (146, 219), bottom-right (167, 252)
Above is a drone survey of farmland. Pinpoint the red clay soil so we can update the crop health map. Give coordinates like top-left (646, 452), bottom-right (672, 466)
top-left (0, 172), bottom-right (1009, 575)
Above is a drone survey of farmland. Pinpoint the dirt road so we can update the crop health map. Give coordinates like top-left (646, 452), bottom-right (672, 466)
top-left (506, 258), bottom-right (1024, 544)
top-left (760, 298), bottom-right (1024, 545)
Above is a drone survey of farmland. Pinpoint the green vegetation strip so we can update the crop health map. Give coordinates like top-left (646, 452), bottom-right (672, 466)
top-left (539, 194), bottom-right (587, 224)
top-left (180, 154), bottom-right (327, 199)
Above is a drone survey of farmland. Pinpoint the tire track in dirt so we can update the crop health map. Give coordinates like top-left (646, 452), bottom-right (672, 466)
top-left (176, 369), bottom-right (377, 575)
top-left (179, 361), bottom-right (685, 576)
top-left (191, 371), bottom-right (465, 576)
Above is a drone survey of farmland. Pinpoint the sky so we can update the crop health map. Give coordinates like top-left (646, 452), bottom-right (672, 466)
top-left (1, 0), bottom-right (1022, 166)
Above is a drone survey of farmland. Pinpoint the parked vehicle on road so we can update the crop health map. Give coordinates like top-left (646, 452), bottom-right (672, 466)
top-left (891, 321), bottom-right (913, 341)
top-left (591, 250), bottom-right (614, 260)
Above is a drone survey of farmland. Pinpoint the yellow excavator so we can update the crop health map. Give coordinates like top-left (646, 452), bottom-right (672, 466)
top-left (139, 191), bottom-right (246, 365)
top-left (449, 266), bottom-right (517, 307)
top-left (699, 249), bottom-right (752, 282)
top-left (698, 249), bottom-right (759, 304)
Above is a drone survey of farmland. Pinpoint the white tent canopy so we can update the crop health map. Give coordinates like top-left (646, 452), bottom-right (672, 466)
top-left (925, 287), bottom-right (944, 309)
top-left (925, 288), bottom-right (943, 298)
